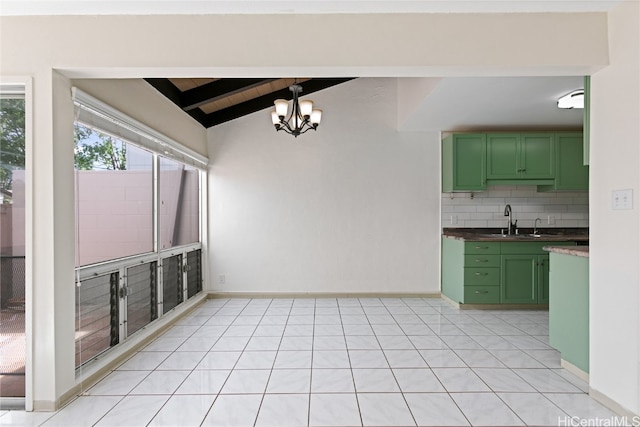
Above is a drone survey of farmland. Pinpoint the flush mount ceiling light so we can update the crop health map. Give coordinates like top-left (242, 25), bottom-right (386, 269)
top-left (557, 89), bottom-right (584, 109)
top-left (271, 84), bottom-right (322, 137)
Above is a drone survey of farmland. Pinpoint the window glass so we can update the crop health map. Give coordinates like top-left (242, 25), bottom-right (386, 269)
top-left (74, 124), bottom-right (153, 266)
top-left (159, 156), bottom-right (199, 249)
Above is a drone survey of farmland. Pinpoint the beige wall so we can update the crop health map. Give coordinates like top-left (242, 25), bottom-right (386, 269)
top-left (1, 7), bottom-right (638, 415)
top-left (589, 0), bottom-right (640, 415)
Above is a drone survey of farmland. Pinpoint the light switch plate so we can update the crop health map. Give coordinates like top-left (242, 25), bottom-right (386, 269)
top-left (612, 189), bottom-right (633, 210)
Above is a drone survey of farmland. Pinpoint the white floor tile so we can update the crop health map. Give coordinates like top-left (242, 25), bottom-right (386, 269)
top-left (346, 335), bottom-right (381, 350)
top-left (451, 393), bottom-right (524, 426)
top-left (400, 324), bottom-right (434, 335)
top-left (489, 349), bottom-right (546, 368)
top-left (284, 324), bottom-right (314, 336)
top-left (371, 324), bottom-right (404, 335)
top-left (348, 350), bottom-right (389, 368)
top-left (341, 315), bottom-right (369, 325)
top-left (454, 349), bottom-right (505, 367)
top-left (0, 410), bottom-right (55, 426)
top-left (527, 349), bottom-right (562, 368)
top-left (196, 351), bottom-right (242, 369)
top-left (498, 392), bottom-right (569, 426)
top-left (419, 349), bottom-right (466, 367)
top-left (357, 393), bottom-right (416, 427)
top-left (469, 335), bottom-right (517, 350)
top-left (473, 368), bottom-right (537, 392)
top-left (42, 396), bottom-right (122, 427)
top-left (393, 368), bottom-right (446, 392)
top-left (220, 369), bottom-right (271, 394)
top-left (143, 336), bottom-right (187, 352)
top-left (148, 394), bottom-right (215, 427)
top-left (255, 394), bottom-right (309, 427)
top-left (116, 351), bottom-right (171, 370)
top-left (223, 325), bottom-right (257, 337)
top-left (175, 369), bottom-right (230, 394)
top-left (129, 370), bottom-right (190, 395)
top-left (266, 369), bottom-right (311, 393)
top-left (343, 324), bottom-right (375, 335)
top-left (352, 368), bottom-right (400, 392)
top-left (280, 336), bottom-right (313, 350)
top-left (234, 350), bottom-right (277, 369)
top-left (314, 324), bottom-right (345, 336)
top-left (287, 315), bottom-right (315, 325)
top-left (409, 336), bottom-right (449, 350)
top-left (274, 350), bottom-right (313, 369)
top-left (312, 350), bottom-right (350, 368)
top-left (157, 351), bottom-right (206, 370)
top-left (432, 368), bottom-right (491, 392)
top-left (311, 369), bottom-right (355, 393)
top-left (440, 335), bottom-right (484, 350)
top-left (211, 336), bottom-right (250, 351)
top-left (377, 335), bottom-right (414, 350)
top-left (95, 395), bottom-right (168, 427)
top-left (404, 393), bottom-right (470, 426)
top-left (309, 393), bottom-right (362, 427)
top-left (233, 315), bottom-right (262, 325)
top-left (383, 349), bottom-right (428, 368)
top-left (513, 369), bottom-right (583, 393)
top-left (245, 336), bottom-right (282, 351)
top-left (85, 370), bottom-right (150, 395)
top-left (201, 394), bottom-right (262, 427)
top-left (544, 393), bottom-right (622, 420)
top-left (314, 336), bottom-right (347, 350)
top-left (253, 325), bottom-right (286, 337)
top-left (177, 336), bottom-right (217, 352)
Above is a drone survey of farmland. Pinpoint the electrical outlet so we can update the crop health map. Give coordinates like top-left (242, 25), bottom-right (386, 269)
top-left (450, 215), bottom-right (458, 225)
top-left (612, 189), bottom-right (633, 210)
top-left (547, 215), bottom-right (556, 225)
top-left (219, 275), bottom-right (226, 285)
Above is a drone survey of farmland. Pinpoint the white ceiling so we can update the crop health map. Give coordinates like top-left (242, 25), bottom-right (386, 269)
top-left (0, 0), bottom-right (624, 16)
top-left (399, 76), bottom-right (584, 131)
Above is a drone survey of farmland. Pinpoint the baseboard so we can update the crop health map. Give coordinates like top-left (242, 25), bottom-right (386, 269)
top-left (207, 291), bottom-right (442, 299)
top-left (589, 387), bottom-right (639, 420)
top-left (440, 294), bottom-right (548, 310)
top-left (561, 358), bottom-right (589, 383)
top-left (32, 400), bottom-right (56, 412)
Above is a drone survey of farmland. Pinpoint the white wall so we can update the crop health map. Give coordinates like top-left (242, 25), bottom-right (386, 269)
top-left (208, 78), bottom-right (441, 294)
top-left (589, 0), bottom-right (640, 415)
top-left (442, 186), bottom-right (589, 229)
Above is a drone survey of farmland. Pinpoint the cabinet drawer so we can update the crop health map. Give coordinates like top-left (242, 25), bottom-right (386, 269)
top-left (464, 267), bottom-right (500, 286)
top-left (464, 286), bottom-right (500, 304)
top-left (464, 254), bottom-right (500, 267)
top-left (464, 242), bottom-right (500, 254)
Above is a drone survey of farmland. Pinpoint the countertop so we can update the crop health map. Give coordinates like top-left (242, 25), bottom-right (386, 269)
top-left (442, 227), bottom-right (589, 243)
top-left (543, 245), bottom-right (590, 258)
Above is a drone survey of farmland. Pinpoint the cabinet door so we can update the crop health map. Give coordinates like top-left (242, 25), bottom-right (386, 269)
top-left (501, 255), bottom-right (538, 303)
top-left (538, 255), bottom-right (550, 304)
top-left (486, 134), bottom-right (520, 179)
top-left (442, 134), bottom-right (486, 192)
top-left (520, 134), bottom-right (555, 179)
top-left (555, 133), bottom-right (588, 190)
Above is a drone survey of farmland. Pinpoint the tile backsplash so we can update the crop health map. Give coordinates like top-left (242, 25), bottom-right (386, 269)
top-left (442, 185), bottom-right (589, 229)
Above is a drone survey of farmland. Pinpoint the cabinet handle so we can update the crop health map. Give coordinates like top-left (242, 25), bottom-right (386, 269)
top-left (521, 168), bottom-right (526, 172)
top-left (475, 272), bottom-right (489, 276)
top-left (475, 259), bottom-right (489, 263)
top-left (474, 246), bottom-right (489, 249)
top-left (475, 290), bottom-right (489, 294)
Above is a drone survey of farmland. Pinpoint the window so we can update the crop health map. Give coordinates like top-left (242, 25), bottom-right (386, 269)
top-left (0, 86), bottom-right (27, 398)
top-left (73, 88), bottom-right (206, 368)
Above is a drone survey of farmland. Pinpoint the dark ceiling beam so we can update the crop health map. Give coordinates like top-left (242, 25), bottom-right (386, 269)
top-left (203, 78), bottom-right (356, 127)
top-left (181, 78), bottom-right (279, 112)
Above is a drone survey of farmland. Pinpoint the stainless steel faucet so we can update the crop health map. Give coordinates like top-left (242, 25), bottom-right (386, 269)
top-left (534, 217), bottom-right (541, 235)
top-left (504, 204), bottom-right (515, 235)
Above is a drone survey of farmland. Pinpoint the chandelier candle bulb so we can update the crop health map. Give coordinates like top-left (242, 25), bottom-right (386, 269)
top-left (274, 99), bottom-right (289, 117)
top-left (310, 109), bottom-right (322, 125)
top-left (299, 100), bottom-right (313, 117)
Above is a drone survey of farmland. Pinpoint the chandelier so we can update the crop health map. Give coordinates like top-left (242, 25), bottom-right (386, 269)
top-left (270, 84), bottom-right (322, 137)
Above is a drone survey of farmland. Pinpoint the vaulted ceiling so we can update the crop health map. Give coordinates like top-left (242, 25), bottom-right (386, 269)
top-left (145, 78), bottom-right (355, 128)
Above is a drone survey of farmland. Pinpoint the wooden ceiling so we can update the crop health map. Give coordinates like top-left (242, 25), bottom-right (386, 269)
top-left (145, 78), bottom-right (355, 128)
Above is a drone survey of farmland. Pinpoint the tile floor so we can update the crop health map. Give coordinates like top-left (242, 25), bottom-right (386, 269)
top-left (0, 297), bottom-right (626, 426)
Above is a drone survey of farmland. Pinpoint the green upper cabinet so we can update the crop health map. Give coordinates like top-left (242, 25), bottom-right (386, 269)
top-left (487, 133), bottom-right (555, 181)
top-left (442, 133), bottom-right (486, 192)
top-left (538, 133), bottom-right (589, 191)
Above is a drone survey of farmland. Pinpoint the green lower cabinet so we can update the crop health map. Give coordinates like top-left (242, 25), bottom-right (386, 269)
top-left (501, 254), bottom-right (551, 304)
top-left (501, 255), bottom-right (538, 303)
top-left (464, 286), bottom-right (500, 303)
top-left (538, 255), bottom-right (550, 304)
